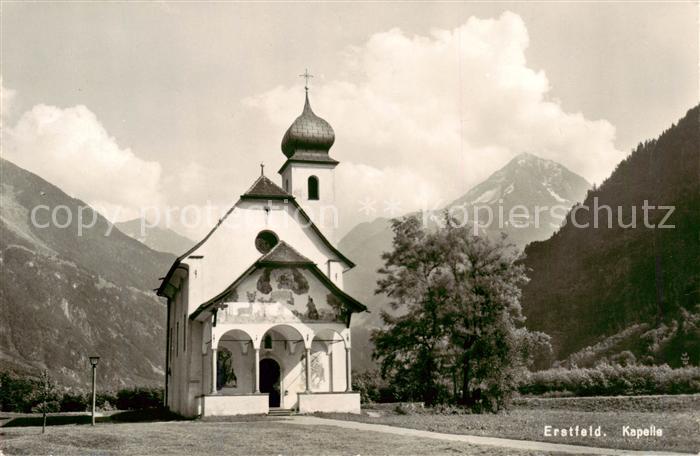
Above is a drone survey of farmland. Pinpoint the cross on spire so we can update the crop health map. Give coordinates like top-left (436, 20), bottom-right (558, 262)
top-left (299, 68), bottom-right (313, 92)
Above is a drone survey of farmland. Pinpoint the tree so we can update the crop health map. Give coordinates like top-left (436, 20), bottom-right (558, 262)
top-left (515, 328), bottom-right (554, 371)
top-left (372, 216), bottom-right (452, 405)
top-left (442, 227), bottom-right (528, 412)
top-left (0, 371), bottom-right (36, 412)
top-left (32, 370), bottom-right (60, 433)
top-left (373, 213), bottom-right (531, 411)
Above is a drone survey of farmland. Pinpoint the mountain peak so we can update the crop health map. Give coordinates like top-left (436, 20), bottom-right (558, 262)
top-left (506, 152), bottom-right (569, 172)
top-left (512, 151), bottom-right (539, 161)
top-left (450, 153), bottom-right (590, 209)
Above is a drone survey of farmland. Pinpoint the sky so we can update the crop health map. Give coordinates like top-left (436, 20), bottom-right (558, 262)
top-left (1, 2), bottom-right (697, 238)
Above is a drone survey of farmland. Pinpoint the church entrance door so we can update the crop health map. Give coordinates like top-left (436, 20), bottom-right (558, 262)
top-left (259, 358), bottom-right (281, 407)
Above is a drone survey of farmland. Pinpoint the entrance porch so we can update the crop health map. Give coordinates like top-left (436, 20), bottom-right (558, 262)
top-left (202, 323), bottom-right (360, 415)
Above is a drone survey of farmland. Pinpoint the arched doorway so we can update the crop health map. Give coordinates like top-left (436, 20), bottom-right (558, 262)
top-left (259, 358), bottom-right (281, 407)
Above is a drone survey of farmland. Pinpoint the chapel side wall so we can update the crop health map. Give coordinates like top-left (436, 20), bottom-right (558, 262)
top-left (167, 274), bottom-right (192, 417)
top-left (166, 298), bottom-right (174, 411)
top-left (167, 285), bottom-right (179, 412)
top-left (184, 320), bottom-right (203, 417)
top-left (179, 278), bottom-right (190, 415)
top-left (175, 281), bottom-right (185, 415)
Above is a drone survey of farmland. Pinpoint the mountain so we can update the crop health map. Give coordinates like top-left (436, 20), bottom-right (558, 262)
top-left (0, 158), bottom-right (173, 389)
top-left (340, 153), bottom-right (590, 370)
top-left (521, 105), bottom-right (700, 366)
top-left (447, 152), bottom-right (591, 246)
top-left (115, 218), bottom-right (194, 255)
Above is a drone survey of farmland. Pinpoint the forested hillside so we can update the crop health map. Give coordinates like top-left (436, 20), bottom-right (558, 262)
top-left (0, 159), bottom-right (172, 388)
top-left (522, 105), bottom-right (700, 366)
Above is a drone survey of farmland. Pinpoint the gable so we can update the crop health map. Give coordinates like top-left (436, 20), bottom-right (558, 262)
top-left (157, 183), bottom-right (354, 306)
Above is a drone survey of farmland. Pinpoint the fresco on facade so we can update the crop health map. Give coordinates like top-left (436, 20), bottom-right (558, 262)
top-left (216, 267), bottom-right (349, 324)
top-left (301, 350), bottom-right (326, 389)
top-left (216, 348), bottom-right (237, 390)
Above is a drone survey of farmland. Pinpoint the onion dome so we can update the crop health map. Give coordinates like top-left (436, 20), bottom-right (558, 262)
top-left (281, 92), bottom-right (335, 158)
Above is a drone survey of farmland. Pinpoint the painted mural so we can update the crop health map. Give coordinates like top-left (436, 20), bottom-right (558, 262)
top-left (216, 267), bottom-right (350, 324)
top-left (216, 348), bottom-right (237, 390)
top-left (300, 350), bottom-right (326, 389)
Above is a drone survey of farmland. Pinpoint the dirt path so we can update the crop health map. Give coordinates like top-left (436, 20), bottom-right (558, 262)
top-left (285, 416), bottom-right (689, 456)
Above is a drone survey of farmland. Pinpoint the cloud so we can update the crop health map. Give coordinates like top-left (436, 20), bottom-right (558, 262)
top-left (245, 11), bottom-right (623, 229)
top-left (0, 12), bottom-right (626, 238)
top-left (2, 94), bottom-right (164, 221)
top-left (1, 77), bottom-right (16, 125)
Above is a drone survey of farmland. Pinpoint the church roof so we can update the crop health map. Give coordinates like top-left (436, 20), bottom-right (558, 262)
top-left (280, 92), bottom-right (336, 159)
top-left (257, 240), bottom-right (313, 265)
top-left (241, 175), bottom-right (290, 200)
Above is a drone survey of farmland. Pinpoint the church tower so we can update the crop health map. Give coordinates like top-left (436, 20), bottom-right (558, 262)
top-left (278, 80), bottom-right (339, 241)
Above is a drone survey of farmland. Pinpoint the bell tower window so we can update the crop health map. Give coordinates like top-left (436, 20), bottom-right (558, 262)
top-left (308, 176), bottom-right (319, 200)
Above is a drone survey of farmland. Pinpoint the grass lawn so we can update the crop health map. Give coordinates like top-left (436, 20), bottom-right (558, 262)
top-left (319, 395), bottom-right (700, 454)
top-left (1, 417), bottom-right (545, 455)
top-left (3, 396), bottom-right (698, 454)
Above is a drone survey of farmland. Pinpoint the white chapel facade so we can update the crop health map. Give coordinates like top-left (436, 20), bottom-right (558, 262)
top-left (157, 87), bottom-right (366, 417)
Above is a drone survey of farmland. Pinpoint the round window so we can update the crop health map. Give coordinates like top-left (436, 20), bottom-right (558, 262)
top-left (255, 230), bottom-right (278, 253)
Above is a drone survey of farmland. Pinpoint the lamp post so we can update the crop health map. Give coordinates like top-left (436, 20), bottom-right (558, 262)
top-left (89, 356), bottom-right (100, 426)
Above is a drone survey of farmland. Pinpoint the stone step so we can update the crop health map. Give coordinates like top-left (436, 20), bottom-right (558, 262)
top-left (268, 408), bottom-right (294, 416)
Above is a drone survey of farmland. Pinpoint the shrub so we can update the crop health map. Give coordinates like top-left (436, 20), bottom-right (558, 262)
top-left (31, 399), bottom-right (61, 414)
top-left (60, 392), bottom-right (88, 412)
top-left (115, 387), bottom-right (163, 410)
top-left (352, 370), bottom-right (381, 404)
top-left (519, 365), bottom-right (700, 396)
top-left (0, 371), bottom-right (37, 412)
top-left (352, 370), bottom-right (408, 403)
top-left (394, 404), bottom-right (408, 415)
top-left (0, 371), bottom-right (166, 412)
top-left (96, 391), bottom-right (118, 410)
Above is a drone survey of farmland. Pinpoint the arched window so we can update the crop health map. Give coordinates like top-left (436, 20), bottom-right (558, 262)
top-left (263, 334), bottom-right (273, 350)
top-left (308, 176), bottom-right (319, 200)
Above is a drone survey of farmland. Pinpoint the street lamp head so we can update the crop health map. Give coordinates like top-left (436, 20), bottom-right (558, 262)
top-left (89, 356), bottom-right (100, 367)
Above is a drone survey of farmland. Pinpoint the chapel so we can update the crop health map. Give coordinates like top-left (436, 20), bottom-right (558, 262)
top-left (157, 83), bottom-right (366, 417)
